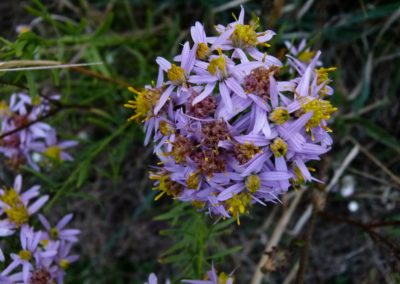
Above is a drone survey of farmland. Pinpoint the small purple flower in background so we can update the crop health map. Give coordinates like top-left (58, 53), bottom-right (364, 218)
top-left (39, 213), bottom-right (80, 243)
top-left (183, 264), bottom-right (234, 284)
top-left (145, 273), bottom-right (171, 284)
top-left (126, 5), bottom-right (337, 223)
top-left (2, 225), bottom-right (56, 283)
top-left (0, 174), bottom-right (80, 283)
top-left (0, 92), bottom-right (78, 171)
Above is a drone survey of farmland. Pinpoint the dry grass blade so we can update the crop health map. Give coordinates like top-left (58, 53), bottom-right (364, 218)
top-left (0, 61), bottom-right (103, 71)
top-left (251, 189), bottom-right (305, 284)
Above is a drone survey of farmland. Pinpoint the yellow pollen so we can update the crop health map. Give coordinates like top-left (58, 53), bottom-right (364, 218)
top-left (192, 201), bottom-right (205, 209)
top-left (167, 64), bottom-right (186, 85)
top-left (231, 24), bottom-right (258, 48)
top-left (293, 165), bottom-right (305, 185)
top-left (316, 67), bottom-right (336, 96)
top-left (17, 25), bottom-right (31, 34)
top-left (159, 121), bottom-right (175, 136)
top-left (207, 49), bottom-right (227, 77)
top-left (124, 87), bottom-right (161, 122)
top-left (298, 50), bottom-right (315, 63)
top-left (150, 172), bottom-right (183, 200)
top-left (225, 193), bottom-right (252, 225)
top-left (270, 138), bottom-right (287, 157)
top-left (44, 146), bottom-right (62, 162)
top-left (235, 142), bottom-right (261, 163)
top-left (245, 175), bottom-right (261, 193)
top-left (18, 250), bottom-right (32, 261)
top-left (0, 188), bottom-right (29, 227)
top-left (218, 272), bottom-right (233, 284)
top-left (0, 101), bottom-right (11, 117)
top-left (59, 259), bottom-right (70, 270)
top-left (50, 228), bottom-right (59, 239)
top-left (196, 43), bottom-right (210, 60)
top-left (186, 172), bottom-right (200, 189)
top-left (40, 239), bottom-right (49, 247)
top-left (269, 108), bottom-right (290, 125)
top-left (301, 99), bottom-right (337, 131)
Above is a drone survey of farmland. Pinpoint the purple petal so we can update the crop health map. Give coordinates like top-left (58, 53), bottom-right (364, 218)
top-left (154, 85), bottom-right (174, 114)
top-left (219, 81), bottom-right (233, 113)
top-left (192, 82), bottom-right (216, 105)
top-left (27, 195), bottom-right (49, 215)
top-left (155, 57), bottom-right (171, 71)
top-left (38, 214), bottom-right (51, 231)
top-left (56, 214), bottom-right (73, 230)
top-left (225, 77), bottom-right (246, 97)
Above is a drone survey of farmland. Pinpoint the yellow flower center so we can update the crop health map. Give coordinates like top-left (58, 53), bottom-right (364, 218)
top-left (59, 259), bottom-right (70, 270)
top-left (0, 100), bottom-right (10, 117)
top-left (207, 49), bottom-right (227, 77)
top-left (315, 67), bottom-right (336, 96)
top-left (269, 108), bottom-right (290, 125)
top-left (234, 142), bottom-right (261, 164)
top-left (18, 250), bottom-right (32, 261)
top-left (192, 201), bottom-right (205, 209)
top-left (40, 239), bottom-right (49, 247)
top-left (225, 192), bottom-right (252, 225)
top-left (50, 227), bottom-right (59, 239)
top-left (186, 172), bottom-right (200, 189)
top-left (150, 172), bottom-right (183, 200)
top-left (218, 272), bottom-right (233, 284)
top-left (0, 188), bottom-right (29, 227)
top-left (17, 25), bottom-right (31, 34)
top-left (298, 50), bottom-right (315, 63)
top-left (231, 24), bottom-right (258, 48)
top-left (245, 175), bottom-right (261, 193)
top-left (159, 121), bottom-right (175, 136)
top-left (301, 99), bottom-right (337, 131)
top-left (167, 64), bottom-right (186, 85)
top-left (270, 138), bottom-right (287, 157)
top-left (124, 87), bottom-right (161, 122)
top-left (44, 146), bottom-right (62, 162)
top-left (196, 43), bottom-right (210, 60)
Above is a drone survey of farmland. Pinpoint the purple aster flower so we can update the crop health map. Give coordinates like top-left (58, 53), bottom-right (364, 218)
top-left (2, 225), bottom-right (57, 283)
top-left (154, 41), bottom-right (197, 114)
top-left (53, 240), bottom-right (80, 284)
top-left (38, 213), bottom-right (80, 243)
top-left (0, 92), bottom-right (77, 171)
top-left (126, 5), bottom-right (336, 221)
top-left (182, 264), bottom-right (234, 284)
top-left (0, 175), bottom-right (48, 228)
top-left (144, 273), bottom-right (171, 284)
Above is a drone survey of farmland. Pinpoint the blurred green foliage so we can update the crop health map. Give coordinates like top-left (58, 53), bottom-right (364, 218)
top-left (0, 0), bottom-right (399, 283)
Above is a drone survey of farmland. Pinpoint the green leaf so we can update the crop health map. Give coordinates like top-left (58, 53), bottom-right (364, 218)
top-left (348, 118), bottom-right (400, 154)
top-left (207, 246), bottom-right (242, 259)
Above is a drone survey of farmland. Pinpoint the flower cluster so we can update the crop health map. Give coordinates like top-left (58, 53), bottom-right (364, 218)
top-left (0, 93), bottom-right (77, 171)
top-left (146, 264), bottom-right (233, 284)
top-left (126, 6), bottom-right (336, 223)
top-left (0, 175), bottom-right (80, 283)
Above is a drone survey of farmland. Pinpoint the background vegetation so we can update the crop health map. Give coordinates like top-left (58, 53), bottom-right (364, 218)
top-left (0, 0), bottom-right (399, 283)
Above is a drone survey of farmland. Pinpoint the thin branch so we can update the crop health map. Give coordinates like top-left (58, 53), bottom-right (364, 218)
top-left (295, 195), bottom-right (318, 284)
top-left (320, 212), bottom-right (400, 260)
top-left (251, 189), bottom-right (305, 284)
top-left (70, 66), bottom-right (133, 89)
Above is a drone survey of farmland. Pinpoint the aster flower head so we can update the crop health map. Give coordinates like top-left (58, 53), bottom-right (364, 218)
top-left (182, 264), bottom-right (234, 284)
top-left (39, 213), bottom-right (80, 243)
top-left (0, 92), bottom-right (78, 171)
top-left (2, 225), bottom-right (57, 283)
top-left (144, 273), bottom-right (171, 284)
top-left (0, 175), bottom-right (48, 228)
top-left (126, 6), bottom-right (336, 223)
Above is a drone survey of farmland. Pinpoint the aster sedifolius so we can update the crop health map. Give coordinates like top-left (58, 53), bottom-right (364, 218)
top-left (125, 6), bottom-right (336, 223)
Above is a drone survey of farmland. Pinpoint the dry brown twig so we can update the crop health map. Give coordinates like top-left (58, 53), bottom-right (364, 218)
top-left (251, 189), bottom-right (305, 284)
